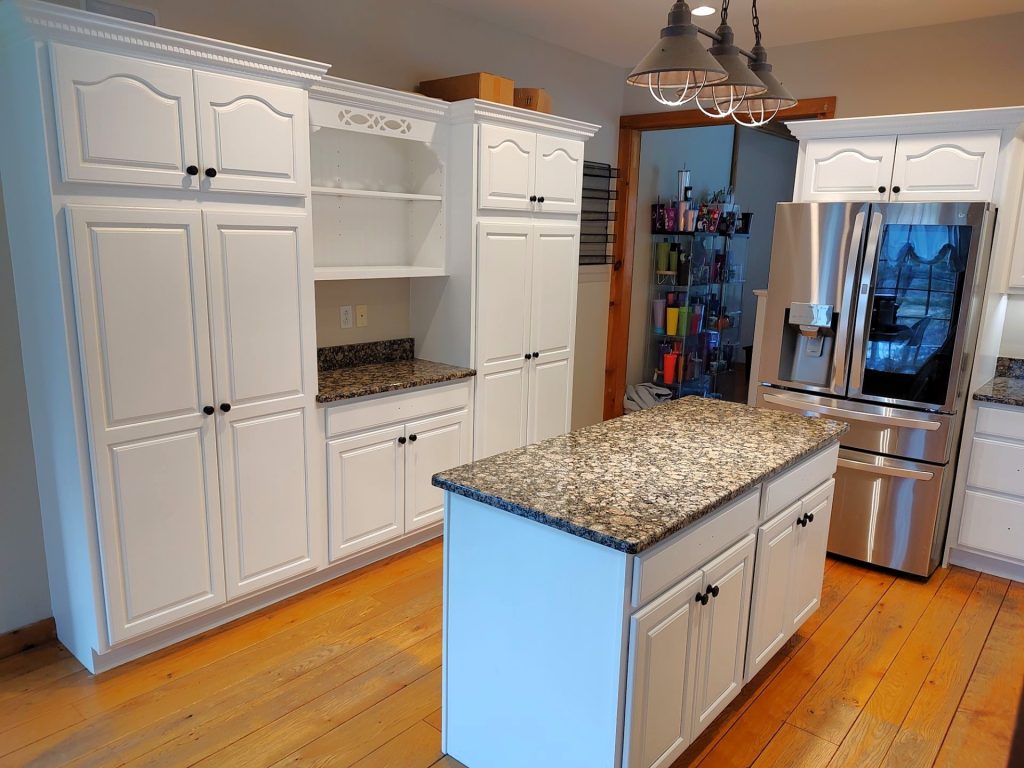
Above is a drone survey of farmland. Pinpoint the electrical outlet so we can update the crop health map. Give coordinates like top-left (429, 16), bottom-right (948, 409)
top-left (355, 304), bottom-right (368, 327)
top-left (339, 305), bottom-right (353, 329)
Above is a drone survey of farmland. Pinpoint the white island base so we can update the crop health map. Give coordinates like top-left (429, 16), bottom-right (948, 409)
top-left (441, 443), bottom-right (839, 768)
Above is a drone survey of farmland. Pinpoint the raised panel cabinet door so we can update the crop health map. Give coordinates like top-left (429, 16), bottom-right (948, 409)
top-left (534, 134), bottom-right (584, 214)
top-left (478, 124), bottom-right (536, 211)
top-left (475, 223), bottom-right (532, 458)
top-left (327, 426), bottom-right (405, 561)
top-left (65, 206), bottom-right (225, 643)
top-left (799, 136), bottom-right (897, 202)
top-left (204, 212), bottom-right (319, 597)
top-left (691, 533), bottom-right (756, 738)
top-left (404, 410), bottom-right (471, 532)
top-left (50, 44), bottom-right (200, 189)
top-left (789, 480), bottom-right (835, 630)
top-left (527, 225), bottom-right (579, 443)
top-left (890, 131), bottom-right (1001, 202)
top-left (745, 501), bottom-right (801, 682)
top-left (624, 570), bottom-right (703, 768)
top-left (195, 71), bottom-right (309, 196)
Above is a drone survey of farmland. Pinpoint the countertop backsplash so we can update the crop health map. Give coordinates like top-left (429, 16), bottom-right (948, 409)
top-left (317, 338), bottom-right (415, 373)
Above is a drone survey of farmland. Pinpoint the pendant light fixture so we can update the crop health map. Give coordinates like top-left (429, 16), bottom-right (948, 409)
top-left (695, 0), bottom-right (767, 118)
top-left (733, 0), bottom-right (798, 126)
top-left (626, 1), bottom-right (728, 107)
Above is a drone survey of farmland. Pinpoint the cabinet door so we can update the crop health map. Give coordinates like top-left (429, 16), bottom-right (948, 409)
top-left (746, 502), bottom-right (800, 681)
top-left (798, 136), bottom-right (897, 202)
top-left (478, 124), bottom-right (536, 211)
top-left (534, 134), bottom-right (584, 214)
top-left (625, 570), bottom-right (703, 768)
top-left (50, 44), bottom-right (200, 189)
top-left (204, 212), bottom-right (319, 598)
top-left (405, 410), bottom-right (471, 532)
top-left (527, 225), bottom-right (579, 444)
top-left (789, 480), bottom-right (835, 630)
top-left (890, 131), bottom-right (1001, 202)
top-left (328, 426), bottom-right (405, 561)
top-left (692, 534), bottom-right (756, 737)
top-left (195, 71), bottom-right (309, 196)
top-left (475, 223), bottom-right (532, 458)
top-left (66, 206), bottom-right (225, 643)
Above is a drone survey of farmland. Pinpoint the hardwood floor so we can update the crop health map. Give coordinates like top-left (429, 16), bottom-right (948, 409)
top-left (0, 541), bottom-right (1020, 767)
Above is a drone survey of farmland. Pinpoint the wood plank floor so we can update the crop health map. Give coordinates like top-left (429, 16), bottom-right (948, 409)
top-left (1, 540), bottom-right (1020, 767)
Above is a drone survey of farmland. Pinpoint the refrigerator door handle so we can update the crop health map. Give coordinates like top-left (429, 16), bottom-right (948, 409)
top-left (837, 457), bottom-right (935, 482)
top-left (761, 392), bottom-right (943, 431)
top-left (850, 210), bottom-right (884, 393)
top-left (831, 210), bottom-right (867, 393)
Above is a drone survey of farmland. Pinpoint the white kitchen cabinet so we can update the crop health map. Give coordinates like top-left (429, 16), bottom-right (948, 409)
top-left (475, 222), bottom-right (579, 457)
top-left (477, 124), bottom-right (584, 214)
top-left (66, 206), bottom-right (227, 643)
top-left (691, 534), bottom-right (756, 737)
top-left (625, 570), bottom-right (702, 768)
top-left (798, 136), bottom-right (897, 202)
top-left (789, 480), bottom-right (835, 628)
top-left (325, 381), bottom-right (472, 560)
top-left (204, 212), bottom-right (319, 599)
top-left (889, 131), bottom-right (1001, 202)
top-left (196, 71), bottom-right (310, 195)
top-left (49, 44), bottom-right (308, 195)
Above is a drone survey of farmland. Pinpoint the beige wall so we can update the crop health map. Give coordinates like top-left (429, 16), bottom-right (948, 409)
top-left (572, 265), bottom-right (612, 429)
top-left (315, 279), bottom-right (412, 347)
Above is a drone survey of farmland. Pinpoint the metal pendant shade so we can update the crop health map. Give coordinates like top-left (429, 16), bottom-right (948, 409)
top-left (627, 1), bottom-right (728, 106)
top-left (696, 22), bottom-right (768, 118)
top-left (734, 46), bottom-right (798, 126)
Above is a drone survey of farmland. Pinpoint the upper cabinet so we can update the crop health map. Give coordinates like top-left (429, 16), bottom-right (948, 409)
top-left (50, 44), bottom-right (310, 195)
top-left (796, 129), bottom-right (1001, 203)
top-left (478, 123), bottom-right (584, 214)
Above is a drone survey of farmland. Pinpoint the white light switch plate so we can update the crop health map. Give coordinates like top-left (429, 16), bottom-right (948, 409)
top-left (356, 304), bottom-right (368, 327)
top-left (339, 305), bottom-right (353, 329)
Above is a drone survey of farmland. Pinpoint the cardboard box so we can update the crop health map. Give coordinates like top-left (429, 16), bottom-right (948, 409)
top-left (513, 87), bottom-right (552, 114)
top-left (418, 72), bottom-right (514, 105)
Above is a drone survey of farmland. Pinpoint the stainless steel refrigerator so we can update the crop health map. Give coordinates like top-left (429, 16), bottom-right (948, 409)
top-left (755, 202), bottom-right (994, 576)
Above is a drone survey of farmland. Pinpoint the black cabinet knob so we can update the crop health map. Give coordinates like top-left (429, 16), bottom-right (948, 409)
top-left (695, 591), bottom-right (709, 605)
top-left (537, 196), bottom-right (545, 203)
top-left (878, 186), bottom-right (887, 194)
top-left (797, 514), bottom-right (808, 527)
top-left (806, 512), bottom-right (815, 524)
top-left (708, 584), bottom-right (720, 598)
top-left (529, 195), bottom-right (538, 203)
top-left (219, 403), bottom-right (231, 413)
top-left (524, 354), bottom-right (531, 360)
top-left (409, 434), bottom-right (417, 442)
top-left (892, 185), bottom-right (901, 194)
top-left (205, 168), bottom-right (218, 178)
top-left (398, 436), bottom-right (407, 445)
top-left (186, 165), bottom-right (199, 176)
top-left (532, 351), bottom-right (540, 359)
top-left (202, 405), bottom-right (215, 415)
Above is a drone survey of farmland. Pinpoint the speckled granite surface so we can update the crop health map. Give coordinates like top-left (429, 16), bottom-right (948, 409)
top-left (433, 397), bottom-right (847, 554)
top-left (317, 338), bottom-right (414, 372)
top-left (974, 358), bottom-right (1024, 408)
top-left (317, 358), bottom-right (476, 403)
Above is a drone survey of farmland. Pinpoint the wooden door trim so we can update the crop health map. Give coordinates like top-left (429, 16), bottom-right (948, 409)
top-left (603, 97), bottom-right (837, 420)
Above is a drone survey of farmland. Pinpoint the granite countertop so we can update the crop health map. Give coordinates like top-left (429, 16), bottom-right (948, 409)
top-left (433, 397), bottom-right (847, 554)
top-left (315, 337), bottom-right (475, 404)
top-left (973, 357), bottom-right (1024, 408)
top-left (317, 358), bottom-right (475, 403)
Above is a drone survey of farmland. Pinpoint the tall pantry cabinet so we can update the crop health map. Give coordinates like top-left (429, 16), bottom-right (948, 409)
top-left (0, 0), bottom-right (329, 669)
top-left (428, 101), bottom-right (597, 460)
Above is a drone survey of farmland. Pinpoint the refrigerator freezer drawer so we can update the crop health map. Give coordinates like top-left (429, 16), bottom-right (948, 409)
top-left (758, 388), bottom-right (955, 464)
top-left (829, 449), bottom-right (954, 576)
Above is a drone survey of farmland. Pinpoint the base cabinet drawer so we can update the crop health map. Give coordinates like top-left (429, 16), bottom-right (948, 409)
top-left (967, 437), bottom-right (1024, 497)
top-left (960, 490), bottom-right (1024, 562)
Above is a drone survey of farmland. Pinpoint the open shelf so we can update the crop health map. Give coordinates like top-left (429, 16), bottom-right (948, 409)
top-left (314, 265), bottom-right (446, 281)
top-left (311, 186), bottom-right (442, 202)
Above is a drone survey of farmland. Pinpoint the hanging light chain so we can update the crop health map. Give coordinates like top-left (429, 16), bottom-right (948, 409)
top-left (720, 0), bottom-right (730, 25)
top-left (751, 0), bottom-right (762, 47)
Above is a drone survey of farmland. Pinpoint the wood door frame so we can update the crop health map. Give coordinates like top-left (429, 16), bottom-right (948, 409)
top-left (602, 97), bottom-right (837, 420)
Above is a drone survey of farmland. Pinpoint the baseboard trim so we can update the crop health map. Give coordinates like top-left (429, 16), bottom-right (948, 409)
top-left (0, 617), bottom-right (57, 660)
top-left (948, 546), bottom-right (1024, 582)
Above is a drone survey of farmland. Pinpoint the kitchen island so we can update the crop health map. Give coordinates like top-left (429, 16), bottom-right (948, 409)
top-left (433, 397), bottom-right (846, 768)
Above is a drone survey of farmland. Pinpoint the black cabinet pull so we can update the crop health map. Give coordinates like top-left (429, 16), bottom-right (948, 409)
top-left (797, 514), bottom-right (808, 527)
top-left (219, 403), bottom-right (231, 413)
top-left (398, 436), bottom-right (407, 445)
top-left (708, 584), bottom-right (720, 598)
top-left (695, 591), bottom-right (709, 605)
top-left (877, 186), bottom-right (887, 194)
top-left (202, 405), bottom-right (215, 416)
top-left (409, 434), bottom-right (417, 442)
top-left (892, 185), bottom-right (901, 194)
top-left (806, 511), bottom-right (815, 524)
top-left (524, 354), bottom-right (531, 360)
top-left (532, 352), bottom-right (540, 359)
top-left (537, 196), bottom-right (545, 203)
top-left (186, 165), bottom-right (199, 176)
top-left (529, 195), bottom-right (538, 202)
top-left (205, 168), bottom-right (218, 178)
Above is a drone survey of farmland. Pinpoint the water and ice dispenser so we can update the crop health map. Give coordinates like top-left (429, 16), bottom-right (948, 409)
top-left (778, 302), bottom-right (836, 387)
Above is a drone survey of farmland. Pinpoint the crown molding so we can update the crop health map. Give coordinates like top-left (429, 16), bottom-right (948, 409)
top-left (449, 99), bottom-right (600, 140)
top-left (788, 106), bottom-right (1024, 140)
top-left (310, 76), bottom-right (448, 123)
top-left (0, 0), bottom-right (329, 86)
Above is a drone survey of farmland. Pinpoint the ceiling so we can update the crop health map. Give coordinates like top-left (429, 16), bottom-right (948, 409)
top-left (430, 0), bottom-right (1024, 68)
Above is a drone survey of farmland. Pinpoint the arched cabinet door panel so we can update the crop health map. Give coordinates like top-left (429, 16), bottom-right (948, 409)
top-left (50, 44), bottom-right (199, 189)
top-left (890, 131), bottom-right (1001, 202)
top-left (798, 136), bottom-right (896, 201)
top-left (195, 71), bottom-right (310, 196)
top-left (477, 124), bottom-right (536, 211)
top-left (534, 135), bottom-right (584, 214)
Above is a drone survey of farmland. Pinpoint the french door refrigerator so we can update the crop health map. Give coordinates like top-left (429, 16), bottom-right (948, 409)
top-left (755, 202), bottom-right (994, 576)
